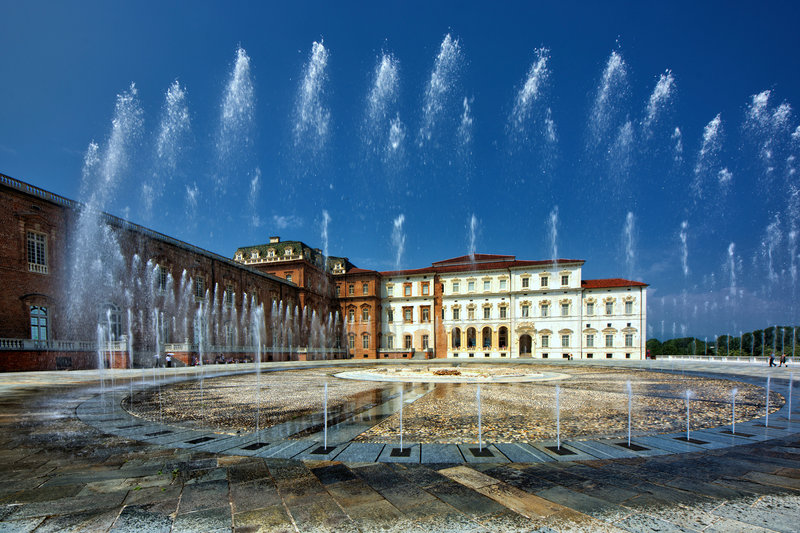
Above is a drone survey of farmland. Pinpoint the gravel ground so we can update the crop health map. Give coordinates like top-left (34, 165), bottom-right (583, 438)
top-left (124, 365), bottom-right (781, 443)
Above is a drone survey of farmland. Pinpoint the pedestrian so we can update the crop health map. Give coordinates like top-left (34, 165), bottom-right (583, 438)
top-left (769, 352), bottom-right (776, 367)
top-left (779, 353), bottom-right (786, 367)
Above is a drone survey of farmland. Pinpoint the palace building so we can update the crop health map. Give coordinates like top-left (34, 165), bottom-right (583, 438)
top-left (0, 172), bottom-right (647, 371)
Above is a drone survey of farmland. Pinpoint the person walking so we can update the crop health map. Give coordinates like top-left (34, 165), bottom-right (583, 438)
top-left (779, 353), bottom-right (787, 367)
top-left (769, 352), bottom-right (776, 367)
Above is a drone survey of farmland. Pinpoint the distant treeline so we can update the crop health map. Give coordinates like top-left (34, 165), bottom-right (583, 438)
top-left (647, 325), bottom-right (799, 356)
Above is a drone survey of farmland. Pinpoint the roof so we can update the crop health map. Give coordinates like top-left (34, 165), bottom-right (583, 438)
top-left (582, 278), bottom-right (648, 289)
top-left (381, 258), bottom-right (585, 277)
top-left (432, 254), bottom-right (516, 266)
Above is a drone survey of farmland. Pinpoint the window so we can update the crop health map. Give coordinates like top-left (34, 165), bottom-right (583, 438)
top-left (27, 231), bottom-right (47, 274)
top-left (498, 327), bottom-right (508, 348)
top-left (362, 283), bottom-right (369, 295)
top-left (625, 301), bottom-right (633, 314)
top-left (158, 267), bottom-right (169, 293)
top-left (387, 285), bottom-right (393, 296)
top-left (453, 308), bottom-right (460, 320)
top-left (541, 304), bottom-right (549, 317)
top-left (267, 248), bottom-right (275, 257)
top-left (483, 307), bottom-right (491, 319)
top-left (541, 334), bottom-right (549, 348)
top-left (421, 307), bottom-right (430, 322)
top-left (586, 334), bottom-right (594, 347)
top-left (404, 284), bottom-right (412, 296)
top-left (251, 250), bottom-right (259, 259)
top-left (561, 303), bottom-right (569, 316)
top-left (335, 285), bottom-right (341, 297)
top-left (452, 328), bottom-right (461, 348)
top-left (625, 333), bottom-right (634, 347)
top-left (521, 304), bottom-right (529, 318)
top-left (541, 276), bottom-right (549, 288)
top-left (522, 277), bottom-right (529, 288)
top-left (387, 308), bottom-right (394, 322)
top-left (422, 335), bottom-right (429, 350)
top-left (499, 306), bottom-right (507, 319)
top-left (194, 276), bottom-right (206, 299)
top-left (421, 282), bottom-right (430, 296)
top-left (606, 334), bottom-right (614, 347)
top-left (286, 274), bottom-right (292, 283)
top-left (452, 281), bottom-right (460, 293)
top-left (404, 335), bottom-right (412, 349)
top-left (605, 301), bottom-right (614, 315)
top-left (561, 275), bottom-right (569, 286)
top-left (361, 307), bottom-right (370, 321)
top-left (224, 285), bottom-right (234, 308)
top-left (348, 333), bottom-right (355, 349)
top-left (387, 335), bottom-right (394, 349)
top-left (348, 309), bottom-right (355, 322)
top-left (499, 279), bottom-right (507, 290)
top-left (362, 333), bottom-right (370, 349)
top-left (468, 307), bottom-right (475, 320)
top-left (586, 302), bottom-right (595, 315)
top-left (284, 247), bottom-right (292, 256)
top-left (30, 306), bottom-right (48, 340)
top-left (349, 284), bottom-right (355, 296)
top-left (561, 334), bottom-right (570, 347)
top-left (468, 281), bottom-right (475, 292)
top-left (483, 280), bottom-right (491, 291)
top-left (403, 307), bottom-right (412, 322)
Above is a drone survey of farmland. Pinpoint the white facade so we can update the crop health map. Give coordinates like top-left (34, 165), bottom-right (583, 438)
top-left (380, 273), bottom-right (435, 356)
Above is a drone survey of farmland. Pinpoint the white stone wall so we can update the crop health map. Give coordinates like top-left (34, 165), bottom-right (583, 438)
top-left (381, 274), bottom-right (434, 352)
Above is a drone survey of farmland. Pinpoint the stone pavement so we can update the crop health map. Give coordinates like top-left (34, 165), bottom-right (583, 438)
top-left (0, 360), bottom-right (798, 532)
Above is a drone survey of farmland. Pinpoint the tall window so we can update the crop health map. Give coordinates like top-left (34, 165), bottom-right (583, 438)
top-left (27, 231), bottom-right (47, 274)
top-left (403, 307), bottom-right (412, 322)
top-left (361, 307), bottom-right (369, 321)
top-left (483, 307), bottom-right (491, 319)
top-left (499, 279), bottom-right (507, 290)
top-left (285, 274), bottom-right (292, 283)
top-left (586, 302), bottom-right (595, 315)
top-left (452, 281), bottom-right (460, 293)
top-left (541, 276), bottom-right (549, 288)
top-left (362, 333), bottom-right (370, 349)
top-left (522, 277), bottom-right (529, 289)
top-left (362, 283), bottom-right (369, 295)
top-left (102, 304), bottom-right (122, 340)
top-left (422, 335), bottom-right (429, 350)
top-left (499, 306), bottom-right (507, 319)
top-left (422, 307), bottom-right (430, 322)
top-left (453, 308), bottom-right (460, 320)
top-left (521, 304), bottom-right (529, 318)
top-left (561, 334), bottom-right (570, 347)
top-left (605, 301), bottom-right (614, 315)
top-left (483, 280), bottom-right (491, 292)
top-left (625, 301), bottom-right (633, 314)
top-left (468, 307), bottom-right (475, 320)
top-left (404, 334), bottom-right (412, 349)
top-left (561, 275), bottom-right (569, 286)
top-left (387, 335), bottom-right (394, 349)
top-left (30, 306), bottom-right (48, 340)
top-left (347, 309), bottom-right (355, 322)
top-left (335, 285), bottom-right (341, 297)
top-left (387, 285), bottom-right (393, 296)
top-left (194, 277), bottom-right (206, 299)
top-left (158, 267), bottom-right (169, 293)
top-left (561, 303), bottom-right (569, 316)
top-left (468, 281), bottom-right (475, 292)
top-left (224, 285), bottom-right (234, 308)
top-left (348, 284), bottom-right (354, 295)
top-left (586, 334), bottom-right (595, 347)
top-left (541, 334), bottom-right (549, 348)
top-left (541, 304), bottom-right (549, 317)
top-left (625, 333), bottom-right (634, 347)
top-left (421, 283), bottom-right (430, 296)
top-left (452, 328), bottom-right (461, 348)
top-left (348, 333), bottom-right (355, 349)
top-left (404, 284), bottom-right (412, 296)
top-left (605, 334), bottom-right (614, 347)
top-left (387, 308), bottom-right (394, 322)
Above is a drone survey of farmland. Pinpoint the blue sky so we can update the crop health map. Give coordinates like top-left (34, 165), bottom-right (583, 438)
top-left (2, 1), bottom-right (800, 339)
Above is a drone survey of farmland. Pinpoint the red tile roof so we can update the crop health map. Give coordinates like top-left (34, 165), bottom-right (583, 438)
top-left (380, 258), bottom-right (585, 277)
top-left (582, 278), bottom-right (648, 288)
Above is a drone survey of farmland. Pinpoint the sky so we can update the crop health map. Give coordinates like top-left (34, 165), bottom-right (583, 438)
top-left (2, 1), bottom-right (800, 340)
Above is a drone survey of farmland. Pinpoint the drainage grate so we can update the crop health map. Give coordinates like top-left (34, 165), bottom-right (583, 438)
top-left (310, 446), bottom-right (337, 455)
top-left (186, 436), bottom-right (215, 444)
top-left (674, 437), bottom-right (709, 445)
top-left (144, 430), bottom-right (172, 437)
top-left (545, 445), bottom-right (577, 456)
top-left (719, 430), bottom-right (754, 437)
top-left (116, 424), bottom-right (143, 429)
top-left (616, 442), bottom-right (649, 451)
top-left (390, 447), bottom-right (411, 457)
top-left (469, 447), bottom-right (495, 457)
top-left (241, 442), bottom-right (270, 451)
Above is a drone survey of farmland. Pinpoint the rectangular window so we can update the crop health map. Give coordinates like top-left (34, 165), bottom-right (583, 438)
top-left (362, 307), bottom-right (370, 321)
top-left (30, 306), bottom-right (48, 340)
top-left (625, 333), bottom-right (634, 347)
top-left (521, 305), bottom-right (529, 318)
top-left (483, 307), bottom-right (491, 319)
top-left (606, 301), bottom-right (614, 315)
top-left (542, 335), bottom-right (549, 348)
top-left (561, 334), bottom-right (570, 347)
top-left (159, 268), bottom-right (169, 293)
top-left (561, 275), bottom-right (569, 286)
top-left (362, 334), bottom-right (370, 349)
top-left (522, 277), bottom-right (529, 288)
top-left (586, 334), bottom-right (594, 347)
top-left (453, 308), bottom-right (460, 320)
top-left (499, 279), bottom-right (507, 290)
top-left (387, 309), bottom-right (394, 323)
top-left (387, 285), bottom-right (393, 296)
top-left (541, 304), bottom-right (549, 317)
top-left (422, 335), bottom-right (429, 350)
top-left (483, 280), bottom-right (490, 292)
top-left (404, 335), bottom-right (412, 349)
top-left (561, 303), bottom-right (569, 316)
top-left (404, 284), bottom-right (412, 296)
top-left (541, 276), bottom-right (549, 288)
top-left (224, 285), bottom-right (234, 307)
top-left (422, 307), bottom-right (430, 322)
top-left (362, 283), bottom-right (369, 295)
top-left (586, 302), bottom-right (594, 315)
top-left (403, 307), bottom-right (412, 323)
top-left (452, 281), bottom-right (459, 293)
top-left (625, 301), bottom-right (633, 314)
top-left (421, 283), bottom-right (430, 296)
top-left (27, 231), bottom-right (47, 274)
top-left (285, 273), bottom-right (292, 283)
top-left (348, 334), bottom-right (355, 349)
top-left (499, 306), bottom-right (507, 319)
top-left (468, 307), bottom-right (475, 320)
top-left (387, 335), bottom-right (394, 349)
top-left (606, 334), bottom-right (614, 347)
top-left (349, 284), bottom-right (355, 296)
top-left (335, 285), bottom-right (341, 297)
top-left (194, 277), bottom-right (206, 299)
top-left (468, 281), bottom-right (475, 292)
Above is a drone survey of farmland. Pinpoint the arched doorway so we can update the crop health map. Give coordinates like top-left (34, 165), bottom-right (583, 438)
top-left (519, 334), bottom-right (532, 356)
top-left (467, 327), bottom-right (476, 349)
top-left (498, 327), bottom-right (508, 350)
top-left (482, 327), bottom-right (492, 349)
top-left (452, 327), bottom-right (461, 349)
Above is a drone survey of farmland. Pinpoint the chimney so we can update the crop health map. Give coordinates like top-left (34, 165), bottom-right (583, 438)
top-left (269, 236), bottom-right (280, 244)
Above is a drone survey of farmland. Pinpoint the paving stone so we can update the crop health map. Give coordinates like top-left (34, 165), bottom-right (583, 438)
top-left (377, 482), bottom-right (436, 510)
top-left (233, 504), bottom-right (295, 532)
top-left (109, 504), bottom-right (174, 533)
top-left (333, 442), bottom-right (384, 463)
top-left (426, 479), bottom-right (506, 518)
top-left (172, 507), bottom-right (231, 533)
top-left (310, 463), bottom-right (357, 485)
top-left (351, 463), bottom-right (408, 490)
top-left (229, 478), bottom-right (282, 513)
top-left (614, 511), bottom-right (698, 533)
top-left (31, 508), bottom-right (120, 533)
top-left (177, 479), bottom-right (229, 513)
top-left (326, 479), bottom-right (384, 507)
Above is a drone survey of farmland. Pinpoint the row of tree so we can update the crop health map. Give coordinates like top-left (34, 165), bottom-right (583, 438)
top-left (647, 325), bottom-right (799, 356)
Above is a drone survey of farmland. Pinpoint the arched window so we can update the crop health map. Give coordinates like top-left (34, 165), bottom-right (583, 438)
top-left (101, 304), bottom-right (122, 340)
top-left (498, 327), bottom-right (508, 349)
top-left (467, 327), bottom-right (477, 348)
top-left (519, 334), bottom-right (532, 355)
top-left (452, 327), bottom-right (461, 349)
top-left (347, 308), bottom-right (355, 322)
top-left (30, 306), bottom-right (48, 341)
top-left (482, 327), bottom-right (492, 349)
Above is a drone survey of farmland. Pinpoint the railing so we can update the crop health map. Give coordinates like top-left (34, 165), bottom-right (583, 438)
top-left (662, 354), bottom-right (797, 364)
top-left (28, 262), bottom-right (48, 274)
top-left (0, 338), bottom-right (97, 351)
